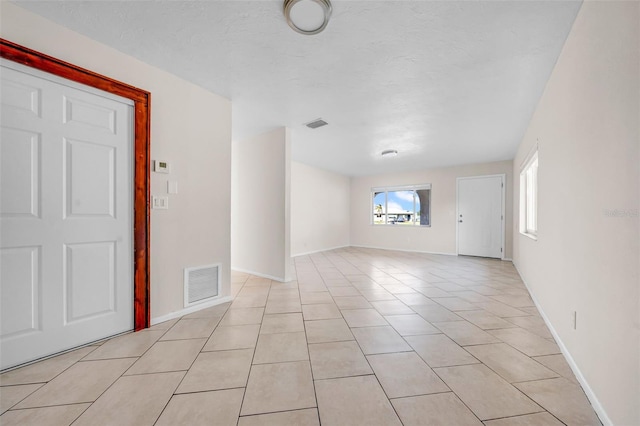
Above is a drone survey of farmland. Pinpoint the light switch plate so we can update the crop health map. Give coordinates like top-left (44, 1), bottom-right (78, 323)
top-left (153, 196), bottom-right (169, 209)
top-left (153, 160), bottom-right (171, 174)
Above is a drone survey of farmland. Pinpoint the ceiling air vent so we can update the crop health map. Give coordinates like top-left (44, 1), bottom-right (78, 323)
top-left (184, 264), bottom-right (220, 307)
top-left (305, 118), bottom-right (328, 129)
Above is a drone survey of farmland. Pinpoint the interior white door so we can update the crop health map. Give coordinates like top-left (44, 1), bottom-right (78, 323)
top-left (0, 61), bottom-right (134, 370)
top-left (457, 175), bottom-right (504, 258)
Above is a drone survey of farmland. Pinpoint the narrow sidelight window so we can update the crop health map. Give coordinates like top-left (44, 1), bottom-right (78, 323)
top-left (520, 150), bottom-right (538, 238)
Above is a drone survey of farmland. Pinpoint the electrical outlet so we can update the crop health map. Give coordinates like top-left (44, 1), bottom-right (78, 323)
top-left (572, 311), bottom-right (577, 330)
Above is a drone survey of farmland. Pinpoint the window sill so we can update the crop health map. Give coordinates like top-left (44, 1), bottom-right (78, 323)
top-left (371, 224), bottom-right (431, 228)
top-left (520, 231), bottom-right (538, 241)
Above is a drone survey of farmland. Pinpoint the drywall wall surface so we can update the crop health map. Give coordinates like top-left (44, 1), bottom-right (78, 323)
top-left (512, 2), bottom-right (639, 424)
top-left (1, 3), bottom-right (233, 320)
top-left (231, 127), bottom-right (291, 281)
top-left (350, 161), bottom-right (513, 258)
top-left (291, 161), bottom-right (350, 256)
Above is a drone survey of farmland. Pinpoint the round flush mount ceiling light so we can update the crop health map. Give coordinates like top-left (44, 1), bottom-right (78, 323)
top-left (284, 0), bottom-right (332, 35)
top-left (381, 149), bottom-right (398, 157)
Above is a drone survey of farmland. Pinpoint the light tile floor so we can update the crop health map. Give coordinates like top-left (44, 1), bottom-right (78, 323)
top-left (0, 248), bottom-right (601, 425)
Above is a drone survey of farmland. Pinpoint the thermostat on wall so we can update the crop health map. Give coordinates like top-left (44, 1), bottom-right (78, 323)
top-left (153, 160), bottom-right (171, 174)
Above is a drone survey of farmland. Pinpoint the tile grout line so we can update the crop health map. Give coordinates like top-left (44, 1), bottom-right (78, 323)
top-left (229, 275), bottom-right (251, 426)
top-left (235, 275), bottom-right (271, 420)
top-left (300, 263), bottom-right (322, 421)
top-left (152, 291), bottom-right (234, 424)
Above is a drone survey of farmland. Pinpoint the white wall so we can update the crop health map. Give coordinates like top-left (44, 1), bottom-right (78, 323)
top-left (232, 128), bottom-right (292, 281)
top-left (1, 3), bottom-right (233, 320)
top-left (512, 2), bottom-right (639, 424)
top-left (350, 161), bottom-right (513, 257)
top-left (291, 162), bottom-right (350, 256)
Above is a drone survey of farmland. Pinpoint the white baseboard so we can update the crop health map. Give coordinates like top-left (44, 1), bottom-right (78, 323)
top-left (349, 244), bottom-right (457, 257)
top-left (292, 244), bottom-right (350, 257)
top-left (502, 257), bottom-right (513, 261)
top-left (230, 266), bottom-right (289, 283)
top-left (151, 295), bottom-right (233, 326)
top-left (513, 263), bottom-right (611, 426)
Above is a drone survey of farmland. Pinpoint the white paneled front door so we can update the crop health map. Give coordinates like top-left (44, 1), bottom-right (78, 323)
top-left (0, 61), bottom-right (134, 370)
top-left (457, 175), bottom-right (504, 259)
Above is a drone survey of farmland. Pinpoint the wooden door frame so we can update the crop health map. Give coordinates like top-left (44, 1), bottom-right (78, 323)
top-left (1, 39), bottom-right (151, 330)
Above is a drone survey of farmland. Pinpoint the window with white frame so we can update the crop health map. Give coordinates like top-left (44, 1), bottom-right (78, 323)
top-left (520, 151), bottom-right (538, 238)
top-left (372, 184), bottom-right (431, 226)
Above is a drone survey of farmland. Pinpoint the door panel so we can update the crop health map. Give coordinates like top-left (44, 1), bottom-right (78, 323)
top-left (63, 95), bottom-right (117, 134)
top-left (65, 138), bottom-right (116, 218)
top-left (0, 246), bottom-right (40, 338)
top-left (1, 78), bottom-right (41, 117)
top-left (64, 241), bottom-right (116, 323)
top-left (0, 128), bottom-right (40, 217)
top-left (0, 62), bottom-right (134, 370)
top-left (457, 176), bottom-right (504, 259)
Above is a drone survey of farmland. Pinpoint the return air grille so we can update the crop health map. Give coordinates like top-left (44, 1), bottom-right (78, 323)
top-left (184, 264), bottom-right (220, 307)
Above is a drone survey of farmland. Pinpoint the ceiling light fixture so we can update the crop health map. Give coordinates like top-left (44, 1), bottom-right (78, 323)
top-left (381, 149), bottom-right (398, 157)
top-left (284, 0), bottom-right (332, 35)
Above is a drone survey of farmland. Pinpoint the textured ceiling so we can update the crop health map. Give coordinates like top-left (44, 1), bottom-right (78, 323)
top-left (15, 1), bottom-right (582, 176)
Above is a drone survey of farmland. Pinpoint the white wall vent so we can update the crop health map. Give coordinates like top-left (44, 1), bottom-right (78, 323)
top-left (184, 264), bottom-right (220, 307)
top-left (305, 118), bottom-right (328, 129)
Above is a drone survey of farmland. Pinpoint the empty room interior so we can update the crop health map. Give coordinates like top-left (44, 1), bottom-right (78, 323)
top-left (0, 1), bottom-right (638, 425)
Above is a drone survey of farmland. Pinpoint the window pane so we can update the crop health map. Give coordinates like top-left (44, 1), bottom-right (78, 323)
top-left (387, 190), bottom-right (414, 225)
top-left (373, 192), bottom-right (386, 224)
top-left (521, 153), bottom-right (538, 236)
top-left (530, 159), bottom-right (538, 232)
top-left (371, 186), bottom-right (431, 227)
top-left (525, 174), bottom-right (532, 231)
top-left (416, 189), bottom-right (431, 226)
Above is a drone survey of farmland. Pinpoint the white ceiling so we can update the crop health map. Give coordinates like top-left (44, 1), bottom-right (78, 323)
top-left (16, 1), bottom-right (582, 176)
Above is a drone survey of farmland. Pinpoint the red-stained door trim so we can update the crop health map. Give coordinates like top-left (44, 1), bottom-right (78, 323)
top-left (1, 38), bottom-right (151, 331)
